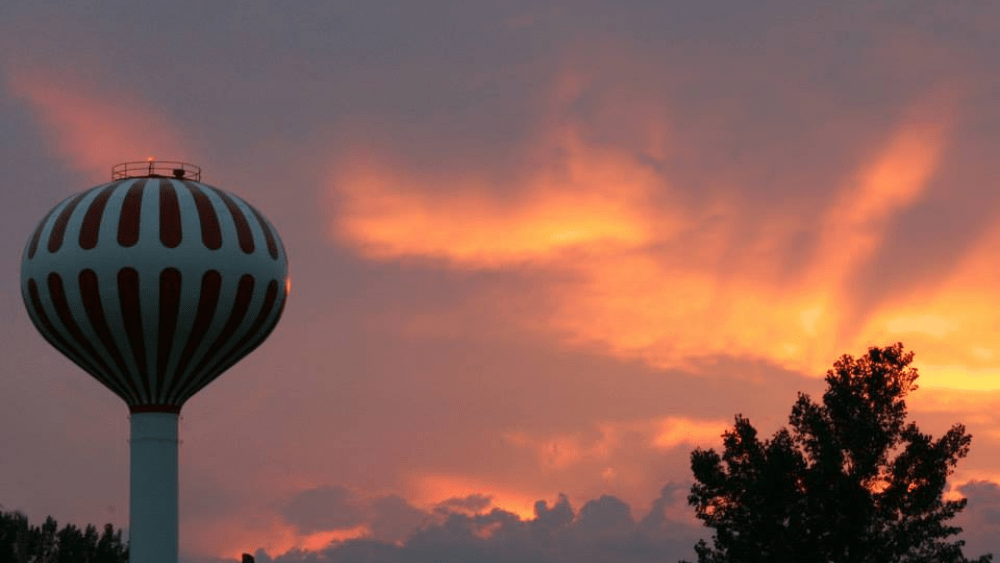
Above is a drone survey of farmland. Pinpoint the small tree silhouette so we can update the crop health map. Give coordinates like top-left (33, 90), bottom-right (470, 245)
top-left (685, 343), bottom-right (992, 563)
top-left (0, 509), bottom-right (128, 563)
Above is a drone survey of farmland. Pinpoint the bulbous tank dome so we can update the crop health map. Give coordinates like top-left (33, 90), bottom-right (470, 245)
top-left (20, 166), bottom-right (288, 413)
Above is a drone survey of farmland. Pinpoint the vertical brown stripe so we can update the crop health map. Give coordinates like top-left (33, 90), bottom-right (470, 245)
top-left (26, 279), bottom-right (72, 356)
top-left (47, 192), bottom-right (89, 253)
top-left (48, 272), bottom-right (134, 403)
top-left (260, 283), bottom-right (288, 344)
top-left (204, 279), bottom-right (279, 379)
top-left (117, 179), bottom-right (146, 247)
top-left (159, 180), bottom-right (182, 248)
top-left (178, 274), bottom-right (256, 402)
top-left (157, 268), bottom-right (182, 400)
top-left (247, 204), bottom-right (279, 259)
top-left (204, 186), bottom-right (254, 254)
top-left (26, 278), bottom-right (112, 393)
top-left (79, 183), bottom-right (120, 250)
top-left (117, 268), bottom-right (151, 401)
top-left (169, 270), bottom-right (222, 402)
top-left (77, 269), bottom-right (143, 403)
top-left (194, 300), bottom-right (288, 404)
top-left (211, 287), bottom-right (286, 390)
top-left (28, 205), bottom-right (60, 259)
top-left (185, 182), bottom-right (222, 250)
top-left (203, 283), bottom-right (287, 393)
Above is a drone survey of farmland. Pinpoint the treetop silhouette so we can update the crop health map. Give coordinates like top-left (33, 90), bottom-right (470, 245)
top-left (0, 508), bottom-right (128, 563)
top-left (685, 343), bottom-right (992, 563)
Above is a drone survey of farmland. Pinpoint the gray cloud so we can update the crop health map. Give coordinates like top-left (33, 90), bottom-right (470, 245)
top-left (956, 480), bottom-right (1000, 556)
top-left (259, 484), bottom-right (703, 563)
top-left (433, 493), bottom-right (493, 515)
top-left (256, 477), bottom-right (997, 563)
top-left (280, 489), bottom-right (434, 543)
top-left (368, 495), bottom-right (431, 543)
top-left (281, 486), bottom-right (367, 534)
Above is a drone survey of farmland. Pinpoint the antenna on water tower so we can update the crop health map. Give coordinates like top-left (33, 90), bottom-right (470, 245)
top-left (20, 160), bottom-right (289, 563)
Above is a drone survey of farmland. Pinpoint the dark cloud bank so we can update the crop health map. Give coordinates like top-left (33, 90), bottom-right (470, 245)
top-left (257, 483), bottom-right (701, 563)
top-left (182, 479), bottom-right (1000, 563)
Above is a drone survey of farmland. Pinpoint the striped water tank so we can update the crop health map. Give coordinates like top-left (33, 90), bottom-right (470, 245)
top-left (20, 177), bottom-right (288, 413)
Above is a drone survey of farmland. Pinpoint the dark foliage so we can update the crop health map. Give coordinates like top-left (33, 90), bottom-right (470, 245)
top-left (0, 508), bottom-right (127, 563)
top-left (685, 343), bottom-right (992, 563)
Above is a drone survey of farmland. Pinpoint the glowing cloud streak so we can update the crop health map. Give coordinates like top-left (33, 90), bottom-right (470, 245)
top-left (855, 219), bottom-right (1000, 391)
top-left (332, 127), bottom-right (664, 267)
top-left (503, 416), bottom-right (729, 470)
top-left (327, 90), bottom-right (955, 380)
top-left (7, 69), bottom-right (189, 177)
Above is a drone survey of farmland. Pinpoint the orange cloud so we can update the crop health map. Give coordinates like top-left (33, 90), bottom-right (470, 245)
top-left (652, 417), bottom-right (730, 449)
top-left (406, 473), bottom-right (548, 521)
top-left (503, 416), bottom-right (728, 473)
top-left (331, 126), bottom-right (665, 268)
top-left (852, 217), bottom-right (1000, 391)
top-left (295, 525), bottom-right (371, 552)
top-left (548, 101), bottom-right (952, 376)
top-left (908, 389), bottom-right (1000, 415)
top-left (489, 416), bottom-right (731, 520)
top-left (184, 502), bottom-right (371, 561)
top-left (811, 109), bottom-right (948, 283)
top-left (326, 84), bottom-right (956, 383)
top-left (502, 426), bottom-right (615, 471)
top-left (6, 68), bottom-right (190, 177)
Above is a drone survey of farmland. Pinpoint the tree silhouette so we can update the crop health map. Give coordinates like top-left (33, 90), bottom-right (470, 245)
top-left (0, 508), bottom-right (127, 563)
top-left (94, 524), bottom-right (128, 563)
top-left (685, 343), bottom-right (992, 563)
top-left (0, 510), bottom-right (24, 562)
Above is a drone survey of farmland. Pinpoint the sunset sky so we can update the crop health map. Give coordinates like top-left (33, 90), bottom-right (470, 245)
top-left (4, 2), bottom-right (1000, 561)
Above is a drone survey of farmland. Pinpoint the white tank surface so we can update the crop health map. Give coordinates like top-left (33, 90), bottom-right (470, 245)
top-left (20, 161), bottom-right (289, 563)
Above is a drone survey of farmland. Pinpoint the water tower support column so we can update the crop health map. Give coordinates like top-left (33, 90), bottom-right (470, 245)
top-left (130, 411), bottom-right (180, 563)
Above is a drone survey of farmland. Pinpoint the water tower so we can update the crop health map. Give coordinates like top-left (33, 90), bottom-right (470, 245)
top-left (20, 161), bottom-right (289, 563)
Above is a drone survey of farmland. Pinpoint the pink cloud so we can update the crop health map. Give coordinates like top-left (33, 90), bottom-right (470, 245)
top-left (6, 68), bottom-right (191, 178)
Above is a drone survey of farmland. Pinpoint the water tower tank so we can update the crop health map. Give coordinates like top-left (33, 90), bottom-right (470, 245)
top-left (20, 161), bottom-right (289, 563)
